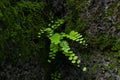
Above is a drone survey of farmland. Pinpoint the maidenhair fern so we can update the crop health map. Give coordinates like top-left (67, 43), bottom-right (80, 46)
top-left (38, 19), bottom-right (87, 67)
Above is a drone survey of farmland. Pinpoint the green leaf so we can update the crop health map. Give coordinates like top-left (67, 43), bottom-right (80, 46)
top-left (49, 54), bottom-right (53, 57)
top-left (77, 65), bottom-right (80, 67)
top-left (83, 67), bottom-right (87, 71)
top-left (50, 43), bottom-right (59, 53)
top-left (69, 31), bottom-right (80, 40)
top-left (51, 57), bottom-right (55, 59)
top-left (71, 60), bottom-right (76, 64)
top-left (48, 23), bottom-right (51, 26)
top-left (70, 54), bottom-right (75, 57)
top-left (60, 41), bottom-right (69, 49)
top-left (68, 56), bottom-right (73, 60)
top-left (73, 56), bottom-right (78, 60)
top-left (69, 51), bottom-right (73, 53)
top-left (48, 60), bottom-right (51, 63)
top-left (45, 28), bottom-right (52, 32)
top-left (60, 40), bottom-right (71, 53)
top-left (77, 60), bottom-right (81, 64)
top-left (50, 33), bottom-right (62, 44)
top-left (69, 31), bottom-right (75, 37)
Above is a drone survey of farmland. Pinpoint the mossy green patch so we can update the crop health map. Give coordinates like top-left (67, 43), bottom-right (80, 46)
top-left (0, 1), bottom-right (49, 62)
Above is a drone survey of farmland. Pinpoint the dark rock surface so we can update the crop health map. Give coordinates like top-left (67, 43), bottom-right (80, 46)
top-left (0, 58), bottom-right (47, 80)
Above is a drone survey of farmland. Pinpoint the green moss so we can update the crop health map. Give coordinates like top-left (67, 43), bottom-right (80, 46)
top-left (0, 1), bottom-right (49, 61)
top-left (112, 40), bottom-right (120, 51)
top-left (116, 25), bottom-right (120, 30)
top-left (51, 71), bottom-right (61, 80)
top-left (104, 2), bottom-right (120, 17)
top-left (65, 0), bottom-right (88, 33)
top-left (90, 35), bottom-right (115, 51)
top-left (118, 69), bottom-right (120, 75)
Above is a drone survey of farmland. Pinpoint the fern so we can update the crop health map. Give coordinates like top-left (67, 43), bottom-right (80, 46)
top-left (38, 19), bottom-right (87, 67)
